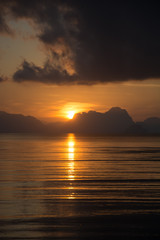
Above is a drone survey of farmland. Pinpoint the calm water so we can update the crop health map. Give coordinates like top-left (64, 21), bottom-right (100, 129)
top-left (0, 134), bottom-right (160, 239)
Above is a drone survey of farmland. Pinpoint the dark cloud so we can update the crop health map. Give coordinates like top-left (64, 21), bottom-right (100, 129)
top-left (1, 1), bottom-right (160, 84)
top-left (13, 60), bottom-right (77, 85)
top-left (0, 1), bottom-right (12, 34)
top-left (0, 15), bottom-right (9, 33)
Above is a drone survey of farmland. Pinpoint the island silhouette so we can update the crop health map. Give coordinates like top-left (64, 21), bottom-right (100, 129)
top-left (0, 107), bottom-right (160, 135)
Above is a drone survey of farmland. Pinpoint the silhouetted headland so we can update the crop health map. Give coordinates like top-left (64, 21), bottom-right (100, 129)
top-left (0, 111), bottom-right (44, 133)
top-left (0, 107), bottom-right (160, 135)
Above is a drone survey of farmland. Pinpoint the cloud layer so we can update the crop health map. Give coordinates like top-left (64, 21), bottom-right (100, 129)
top-left (13, 60), bottom-right (76, 84)
top-left (1, 1), bottom-right (160, 84)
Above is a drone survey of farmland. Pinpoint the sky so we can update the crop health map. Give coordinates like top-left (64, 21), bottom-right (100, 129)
top-left (0, 1), bottom-right (160, 122)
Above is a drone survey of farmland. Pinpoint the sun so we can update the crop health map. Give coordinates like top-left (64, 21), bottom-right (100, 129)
top-left (67, 111), bottom-right (75, 119)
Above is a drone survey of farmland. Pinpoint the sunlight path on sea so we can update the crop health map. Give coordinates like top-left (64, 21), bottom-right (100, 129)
top-left (0, 134), bottom-right (160, 239)
top-left (67, 133), bottom-right (75, 199)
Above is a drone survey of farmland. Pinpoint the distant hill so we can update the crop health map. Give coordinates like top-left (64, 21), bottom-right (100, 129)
top-left (143, 117), bottom-right (160, 134)
top-left (0, 111), bottom-right (44, 133)
top-left (0, 108), bottom-right (160, 135)
top-left (67, 107), bottom-right (134, 134)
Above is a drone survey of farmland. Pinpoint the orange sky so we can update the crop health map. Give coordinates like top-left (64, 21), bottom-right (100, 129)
top-left (0, 79), bottom-right (160, 122)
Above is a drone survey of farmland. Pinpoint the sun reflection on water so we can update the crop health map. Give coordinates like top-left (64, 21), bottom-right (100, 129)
top-left (68, 134), bottom-right (75, 180)
top-left (67, 134), bottom-right (75, 199)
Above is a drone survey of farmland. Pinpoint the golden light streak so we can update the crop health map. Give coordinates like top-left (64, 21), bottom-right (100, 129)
top-left (67, 134), bottom-right (75, 181)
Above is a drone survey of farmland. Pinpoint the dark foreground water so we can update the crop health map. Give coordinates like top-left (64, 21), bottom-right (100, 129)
top-left (0, 134), bottom-right (160, 239)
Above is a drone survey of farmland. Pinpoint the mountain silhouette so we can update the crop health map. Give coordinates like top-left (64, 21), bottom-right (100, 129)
top-left (0, 108), bottom-right (160, 135)
top-left (143, 117), bottom-right (160, 134)
top-left (0, 111), bottom-right (44, 133)
top-left (67, 107), bottom-right (134, 134)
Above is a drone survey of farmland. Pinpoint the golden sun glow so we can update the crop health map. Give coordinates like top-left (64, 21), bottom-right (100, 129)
top-left (67, 111), bottom-right (75, 119)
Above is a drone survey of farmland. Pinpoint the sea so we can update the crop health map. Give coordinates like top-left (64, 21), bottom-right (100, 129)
top-left (0, 133), bottom-right (160, 239)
